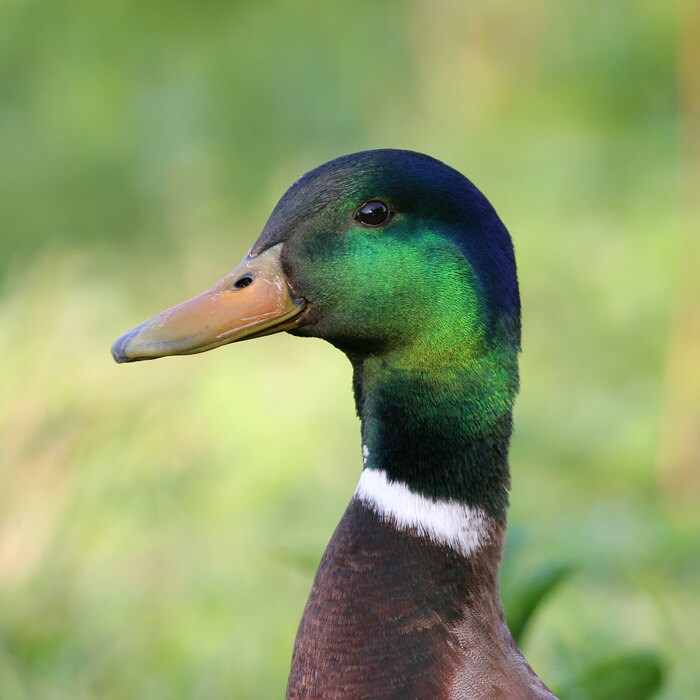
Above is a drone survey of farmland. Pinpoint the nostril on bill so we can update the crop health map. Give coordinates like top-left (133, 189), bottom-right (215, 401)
top-left (232, 275), bottom-right (254, 290)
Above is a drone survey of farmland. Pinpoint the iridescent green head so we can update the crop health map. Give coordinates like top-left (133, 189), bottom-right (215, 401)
top-left (255, 149), bottom-right (520, 372)
top-left (114, 149), bottom-right (519, 371)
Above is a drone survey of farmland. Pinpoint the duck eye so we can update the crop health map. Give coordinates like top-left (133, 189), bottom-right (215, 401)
top-left (355, 200), bottom-right (390, 227)
top-left (232, 275), bottom-right (253, 290)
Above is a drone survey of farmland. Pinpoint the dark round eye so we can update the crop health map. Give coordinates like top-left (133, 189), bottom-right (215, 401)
top-left (355, 200), bottom-right (390, 227)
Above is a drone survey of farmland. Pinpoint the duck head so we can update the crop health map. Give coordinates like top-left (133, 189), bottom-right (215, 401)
top-left (112, 149), bottom-right (520, 375)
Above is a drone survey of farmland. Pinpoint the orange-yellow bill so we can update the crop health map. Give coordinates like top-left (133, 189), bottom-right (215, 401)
top-left (111, 243), bottom-right (305, 363)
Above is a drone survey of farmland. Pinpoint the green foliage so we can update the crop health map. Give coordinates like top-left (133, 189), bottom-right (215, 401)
top-left (504, 563), bottom-right (572, 646)
top-left (503, 563), bottom-right (666, 699)
top-left (559, 650), bottom-right (665, 700)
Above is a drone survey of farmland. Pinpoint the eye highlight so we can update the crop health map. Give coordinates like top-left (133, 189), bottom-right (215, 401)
top-left (355, 200), bottom-right (391, 227)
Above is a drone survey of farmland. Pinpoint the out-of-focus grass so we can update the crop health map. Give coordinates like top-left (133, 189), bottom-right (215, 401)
top-left (0, 247), bottom-right (361, 698)
top-left (1, 1), bottom-right (696, 698)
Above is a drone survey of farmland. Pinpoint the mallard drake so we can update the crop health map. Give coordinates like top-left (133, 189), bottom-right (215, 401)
top-left (112, 149), bottom-right (555, 699)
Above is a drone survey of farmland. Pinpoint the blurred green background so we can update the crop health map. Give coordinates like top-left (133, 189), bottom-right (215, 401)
top-left (1, 1), bottom-right (697, 698)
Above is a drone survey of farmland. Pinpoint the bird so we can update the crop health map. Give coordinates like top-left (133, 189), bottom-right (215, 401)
top-left (112, 149), bottom-right (556, 699)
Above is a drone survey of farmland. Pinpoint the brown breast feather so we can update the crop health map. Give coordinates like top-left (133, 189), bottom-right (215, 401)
top-left (287, 499), bottom-right (556, 699)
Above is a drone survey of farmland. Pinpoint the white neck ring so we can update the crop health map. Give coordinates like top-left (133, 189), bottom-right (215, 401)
top-left (353, 468), bottom-right (492, 558)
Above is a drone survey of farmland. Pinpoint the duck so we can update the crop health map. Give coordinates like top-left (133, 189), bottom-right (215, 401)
top-left (112, 149), bottom-right (556, 699)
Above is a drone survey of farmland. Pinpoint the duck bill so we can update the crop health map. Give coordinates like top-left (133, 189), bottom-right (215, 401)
top-left (111, 243), bottom-right (305, 363)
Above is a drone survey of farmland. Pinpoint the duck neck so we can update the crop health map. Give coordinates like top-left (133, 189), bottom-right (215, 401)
top-left (288, 349), bottom-right (533, 697)
top-left (352, 350), bottom-right (517, 524)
